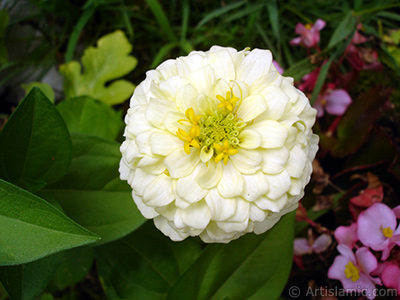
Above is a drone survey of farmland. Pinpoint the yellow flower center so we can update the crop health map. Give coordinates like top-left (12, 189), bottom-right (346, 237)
top-left (305, 23), bottom-right (312, 30)
top-left (344, 261), bottom-right (360, 282)
top-left (176, 90), bottom-right (245, 164)
top-left (382, 226), bottom-right (393, 238)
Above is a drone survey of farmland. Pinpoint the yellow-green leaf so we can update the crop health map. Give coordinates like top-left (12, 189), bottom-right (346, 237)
top-left (21, 82), bottom-right (55, 103)
top-left (59, 30), bottom-right (137, 105)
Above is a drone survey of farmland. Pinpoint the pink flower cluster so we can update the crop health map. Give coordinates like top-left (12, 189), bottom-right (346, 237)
top-left (328, 203), bottom-right (400, 299)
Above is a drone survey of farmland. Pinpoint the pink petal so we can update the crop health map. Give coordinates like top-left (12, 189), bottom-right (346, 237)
top-left (312, 234), bottom-right (332, 253)
top-left (328, 255), bottom-right (350, 281)
top-left (272, 60), bottom-right (284, 74)
top-left (295, 23), bottom-right (308, 35)
top-left (290, 36), bottom-right (302, 46)
top-left (325, 89), bottom-right (352, 116)
top-left (350, 186), bottom-right (383, 207)
top-left (294, 238), bottom-right (312, 255)
top-left (381, 263), bottom-right (400, 290)
top-left (393, 205), bottom-right (400, 219)
top-left (334, 223), bottom-right (358, 248)
top-left (337, 244), bottom-right (356, 262)
top-left (355, 247), bottom-right (378, 275)
top-left (357, 203), bottom-right (396, 251)
top-left (313, 19), bottom-right (326, 31)
top-left (353, 274), bottom-right (379, 300)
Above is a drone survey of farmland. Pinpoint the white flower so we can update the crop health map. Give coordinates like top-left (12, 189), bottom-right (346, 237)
top-left (119, 46), bottom-right (319, 243)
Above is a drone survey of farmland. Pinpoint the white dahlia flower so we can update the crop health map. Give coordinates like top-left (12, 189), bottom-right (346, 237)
top-left (119, 46), bottom-right (319, 243)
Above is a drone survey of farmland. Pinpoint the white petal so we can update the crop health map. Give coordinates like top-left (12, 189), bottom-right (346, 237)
top-left (164, 111), bottom-right (187, 135)
top-left (136, 154), bottom-right (165, 174)
top-left (207, 48), bottom-right (236, 81)
top-left (236, 95), bottom-right (267, 122)
top-left (154, 216), bottom-right (188, 241)
top-left (126, 105), bottom-right (152, 136)
top-left (250, 72), bottom-right (283, 94)
top-left (217, 162), bottom-right (244, 198)
top-left (209, 78), bottom-right (231, 103)
top-left (130, 83), bottom-right (148, 105)
top-left (156, 59), bottom-right (177, 79)
top-left (132, 192), bottom-right (158, 218)
top-left (180, 200), bottom-right (212, 230)
top-left (265, 170), bottom-right (291, 200)
top-left (175, 84), bottom-right (199, 113)
top-left (288, 178), bottom-right (303, 196)
top-left (261, 147), bottom-right (290, 174)
top-left (197, 160), bottom-right (223, 189)
top-left (253, 214), bottom-right (281, 234)
top-left (216, 200), bottom-right (250, 233)
top-left (238, 129), bottom-right (261, 149)
top-left (135, 130), bottom-right (153, 155)
top-left (237, 49), bottom-right (273, 85)
top-left (131, 168), bottom-right (156, 196)
top-left (200, 221), bottom-right (240, 243)
top-left (286, 145), bottom-right (308, 178)
top-left (242, 172), bottom-right (269, 202)
top-left (205, 188), bottom-right (236, 221)
top-left (145, 98), bottom-right (176, 129)
top-left (143, 174), bottom-right (174, 207)
top-left (230, 149), bottom-right (262, 175)
top-left (249, 204), bottom-right (267, 223)
top-left (150, 75), bottom-right (188, 101)
top-left (149, 131), bottom-right (182, 156)
top-left (199, 146), bottom-right (214, 163)
top-left (255, 194), bottom-right (288, 212)
top-left (188, 65), bottom-right (215, 95)
top-left (248, 120), bottom-right (288, 148)
top-left (254, 86), bottom-right (289, 121)
top-left (176, 164), bottom-right (208, 204)
top-left (217, 219), bottom-right (250, 234)
top-left (177, 53), bottom-right (208, 76)
top-left (119, 158), bottom-right (130, 180)
top-left (164, 148), bottom-right (200, 178)
top-left (231, 80), bottom-right (249, 101)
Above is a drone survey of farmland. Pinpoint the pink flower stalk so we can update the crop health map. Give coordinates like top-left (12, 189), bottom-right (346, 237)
top-left (334, 223), bottom-right (358, 249)
top-left (314, 87), bottom-right (352, 118)
top-left (272, 60), bottom-right (284, 74)
top-left (357, 203), bottom-right (400, 260)
top-left (393, 205), bottom-right (400, 219)
top-left (294, 234), bottom-right (332, 255)
top-left (290, 19), bottom-right (326, 48)
top-left (328, 245), bottom-right (381, 299)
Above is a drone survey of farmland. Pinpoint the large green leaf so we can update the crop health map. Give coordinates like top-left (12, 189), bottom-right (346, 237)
top-left (331, 86), bottom-right (390, 157)
top-left (96, 221), bottom-right (203, 300)
top-left (0, 87), bottom-right (71, 192)
top-left (49, 246), bottom-right (94, 291)
top-left (57, 96), bottom-right (123, 141)
top-left (0, 253), bottom-right (62, 300)
top-left (59, 30), bottom-right (137, 105)
top-left (0, 179), bottom-right (99, 266)
top-left (21, 82), bottom-right (55, 103)
top-left (38, 133), bottom-right (146, 245)
top-left (167, 212), bottom-right (295, 300)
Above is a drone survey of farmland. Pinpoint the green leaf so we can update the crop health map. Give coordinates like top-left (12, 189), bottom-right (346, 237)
top-left (0, 179), bottom-right (100, 266)
top-left (57, 96), bottom-right (123, 141)
top-left (38, 133), bottom-right (146, 245)
top-left (49, 247), bottom-right (94, 291)
top-left (328, 11), bottom-right (356, 48)
top-left (0, 87), bottom-right (71, 192)
top-left (283, 57), bottom-right (314, 81)
top-left (167, 212), bottom-right (295, 300)
top-left (145, 0), bottom-right (178, 43)
top-left (331, 86), bottom-right (390, 157)
top-left (21, 82), bottom-right (55, 103)
top-left (196, 1), bottom-right (246, 28)
top-left (0, 253), bottom-right (62, 300)
top-left (96, 221), bottom-right (203, 300)
top-left (59, 30), bottom-right (137, 105)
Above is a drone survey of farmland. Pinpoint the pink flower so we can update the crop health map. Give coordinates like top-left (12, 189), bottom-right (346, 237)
top-left (328, 245), bottom-right (381, 299)
top-left (350, 186), bottom-right (383, 207)
top-left (298, 68), bottom-right (320, 92)
top-left (314, 88), bottom-right (352, 118)
top-left (381, 263), bottom-right (400, 292)
top-left (294, 234), bottom-right (332, 255)
top-left (334, 223), bottom-right (358, 249)
top-left (272, 60), bottom-right (284, 74)
top-left (393, 205), bottom-right (400, 219)
top-left (290, 19), bottom-right (326, 48)
top-left (357, 203), bottom-right (400, 260)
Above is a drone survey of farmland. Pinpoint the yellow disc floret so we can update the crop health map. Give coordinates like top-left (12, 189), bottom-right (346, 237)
top-left (382, 226), bottom-right (393, 238)
top-left (344, 261), bottom-right (360, 282)
top-left (177, 90), bottom-right (245, 164)
top-left (214, 140), bottom-right (239, 165)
